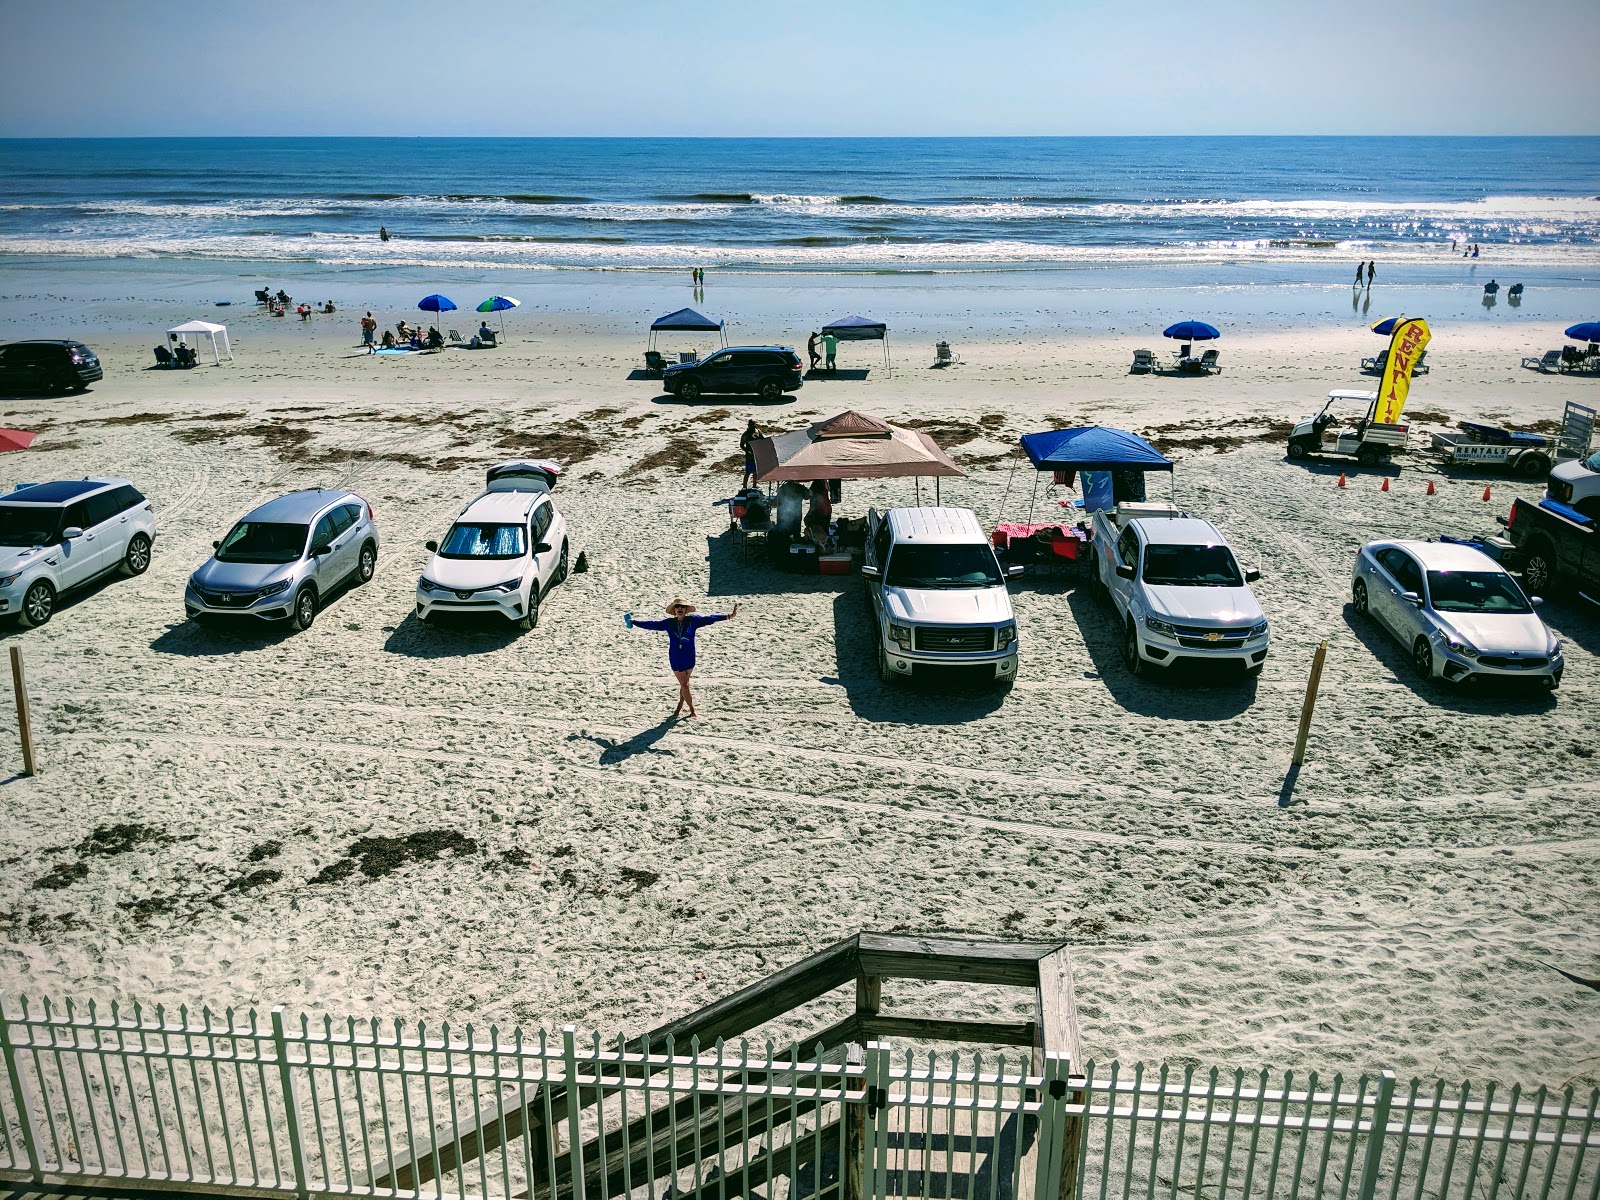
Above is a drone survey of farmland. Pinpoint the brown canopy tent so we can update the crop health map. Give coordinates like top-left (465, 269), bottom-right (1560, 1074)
top-left (751, 411), bottom-right (963, 498)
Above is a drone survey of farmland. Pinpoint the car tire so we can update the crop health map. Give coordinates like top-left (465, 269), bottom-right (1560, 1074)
top-left (17, 580), bottom-right (55, 629)
top-left (1352, 578), bottom-right (1370, 617)
top-left (1357, 447), bottom-right (1380, 467)
top-left (121, 533), bottom-right (152, 577)
top-left (355, 541), bottom-right (377, 584)
top-left (1518, 454), bottom-right (1550, 479)
top-left (1522, 541), bottom-right (1558, 595)
top-left (678, 378), bottom-right (702, 402)
top-left (1412, 636), bottom-right (1434, 680)
top-left (877, 641), bottom-right (897, 685)
top-left (290, 586), bottom-right (318, 632)
top-left (1122, 619), bottom-right (1146, 677)
top-left (758, 378), bottom-right (783, 401)
top-left (518, 588), bottom-right (540, 631)
top-left (553, 540), bottom-right (570, 585)
top-left (1287, 439), bottom-right (1310, 459)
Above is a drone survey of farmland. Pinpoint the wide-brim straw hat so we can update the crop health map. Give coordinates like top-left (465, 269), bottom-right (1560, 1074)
top-left (665, 597), bottom-right (697, 614)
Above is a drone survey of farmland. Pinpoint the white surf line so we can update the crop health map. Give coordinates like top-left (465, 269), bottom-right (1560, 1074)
top-left (48, 731), bottom-right (1600, 864)
top-left (45, 689), bottom-right (1600, 811)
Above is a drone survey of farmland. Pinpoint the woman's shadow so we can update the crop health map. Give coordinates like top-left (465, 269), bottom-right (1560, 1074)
top-left (569, 717), bottom-right (679, 765)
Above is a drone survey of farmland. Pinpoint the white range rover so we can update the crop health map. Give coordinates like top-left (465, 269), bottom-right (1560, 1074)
top-left (416, 461), bottom-right (570, 630)
top-left (0, 478), bottom-right (155, 628)
top-left (862, 506), bottom-right (1022, 685)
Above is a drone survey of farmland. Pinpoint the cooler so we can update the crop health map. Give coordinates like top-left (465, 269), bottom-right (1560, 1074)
top-left (819, 552), bottom-right (853, 576)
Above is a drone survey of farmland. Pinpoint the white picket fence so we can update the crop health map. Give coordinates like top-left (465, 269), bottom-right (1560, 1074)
top-left (1, 991), bottom-right (1596, 1200)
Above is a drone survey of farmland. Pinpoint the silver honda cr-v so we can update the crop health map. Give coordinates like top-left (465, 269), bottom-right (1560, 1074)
top-left (186, 489), bottom-right (378, 631)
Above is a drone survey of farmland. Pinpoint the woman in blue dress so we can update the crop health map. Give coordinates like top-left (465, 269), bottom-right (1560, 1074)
top-left (626, 596), bottom-right (739, 718)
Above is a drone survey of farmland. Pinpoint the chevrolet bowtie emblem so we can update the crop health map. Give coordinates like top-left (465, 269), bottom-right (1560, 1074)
top-left (1205, 631), bottom-right (1221, 642)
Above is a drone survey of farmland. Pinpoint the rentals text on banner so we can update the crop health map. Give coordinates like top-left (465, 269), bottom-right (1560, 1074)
top-left (1374, 318), bottom-right (1431, 425)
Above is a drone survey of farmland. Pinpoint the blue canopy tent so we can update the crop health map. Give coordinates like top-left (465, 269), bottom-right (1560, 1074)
top-left (820, 315), bottom-right (891, 370)
top-left (648, 307), bottom-right (727, 354)
top-left (1011, 426), bottom-right (1174, 522)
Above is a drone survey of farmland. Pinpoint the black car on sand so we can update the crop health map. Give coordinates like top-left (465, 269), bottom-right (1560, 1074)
top-left (0, 340), bottom-right (104, 393)
top-left (663, 346), bottom-right (803, 402)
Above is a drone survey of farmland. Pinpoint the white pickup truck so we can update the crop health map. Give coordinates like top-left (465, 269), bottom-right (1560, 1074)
top-left (1091, 502), bottom-right (1270, 677)
top-left (862, 506), bottom-right (1022, 685)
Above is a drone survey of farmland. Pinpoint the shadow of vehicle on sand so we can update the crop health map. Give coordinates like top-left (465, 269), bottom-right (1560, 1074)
top-left (1340, 604), bottom-right (1558, 711)
top-left (382, 610), bottom-right (523, 657)
top-left (652, 392), bottom-right (796, 408)
top-left (828, 589), bottom-right (1008, 725)
top-left (1065, 586), bottom-right (1258, 721)
top-left (0, 571), bottom-right (134, 642)
top-left (705, 530), bottom-right (853, 598)
top-left (150, 576), bottom-right (365, 656)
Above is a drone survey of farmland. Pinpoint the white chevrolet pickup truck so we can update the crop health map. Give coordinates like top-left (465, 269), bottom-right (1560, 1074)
top-left (1091, 502), bottom-right (1270, 677)
top-left (863, 506), bottom-right (1023, 685)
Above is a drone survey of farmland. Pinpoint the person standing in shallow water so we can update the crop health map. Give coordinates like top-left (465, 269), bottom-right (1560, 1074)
top-left (626, 598), bottom-right (739, 718)
top-left (1366, 260), bottom-right (1376, 286)
top-left (1355, 263), bottom-right (1364, 287)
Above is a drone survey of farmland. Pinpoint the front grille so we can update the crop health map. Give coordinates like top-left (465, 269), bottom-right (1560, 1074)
top-left (1174, 625), bottom-right (1251, 650)
top-left (914, 625), bottom-right (995, 653)
top-left (199, 589), bottom-right (252, 606)
top-left (1477, 655), bottom-right (1548, 669)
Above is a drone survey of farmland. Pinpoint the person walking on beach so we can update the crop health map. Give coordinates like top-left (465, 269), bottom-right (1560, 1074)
top-left (625, 597), bottom-right (739, 718)
top-left (822, 330), bottom-right (839, 372)
top-left (739, 419), bottom-right (762, 488)
top-left (1366, 260), bottom-right (1376, 286)
top-left (807, 330), bottom-right (821, 372)
top-left (1354, 262), bottom-right (1364, 287)
top-left (360, 312), bottom-right (377, 352)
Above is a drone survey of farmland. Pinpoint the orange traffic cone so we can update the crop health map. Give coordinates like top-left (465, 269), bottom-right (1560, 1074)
top-left (1426, 479), bottom-right (1437, 496)
top-left (1380, 477), bottom-right (1390, 492)
top-left (1482, 485), bottom-right (1493, 501)
top-left (1336, 472), bottom-right (1347, 488)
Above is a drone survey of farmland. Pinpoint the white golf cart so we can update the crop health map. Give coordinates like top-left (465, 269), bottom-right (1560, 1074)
top-left (1287, 389), bottom-right (1409, 467)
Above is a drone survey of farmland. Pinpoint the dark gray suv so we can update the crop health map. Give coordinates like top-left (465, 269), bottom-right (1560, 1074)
top-left (663, 346), bottom-right (803, 402)
top-left (0, 340), bottom-right (104, 393)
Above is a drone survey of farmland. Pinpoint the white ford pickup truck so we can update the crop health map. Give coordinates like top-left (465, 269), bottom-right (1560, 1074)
top-left (1091, 502), bottom-right (1269, 677)
top-left (863, 506), bottom-right (1023, 685)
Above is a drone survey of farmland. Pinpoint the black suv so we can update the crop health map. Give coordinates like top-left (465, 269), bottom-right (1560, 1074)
top-left (0, 340), bottom-right (104, 393)
top-left (663, 346), bottom-right (803, 401)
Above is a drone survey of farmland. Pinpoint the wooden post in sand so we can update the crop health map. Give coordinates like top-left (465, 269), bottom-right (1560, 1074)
top-left (1291, 641), bottom-right (1328, 768)
top-left (9, 645), bottom-right (34, 777)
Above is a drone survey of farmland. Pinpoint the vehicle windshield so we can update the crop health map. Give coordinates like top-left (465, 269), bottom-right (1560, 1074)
top-left (885, 543), bottom-right (1003, 589)
top-left (439, 522), bottom-right (525, 559)
top-left (1582, 449), bottom-right (1600, 471)
top-left (0, 504), bottom-right (63, 547)
top-left (1427, 570), bottom-right (1533, 614)
top-left (216, 521), bottom-right (308, 564)
top-left (1142, 544), bottom-right (1244, 587)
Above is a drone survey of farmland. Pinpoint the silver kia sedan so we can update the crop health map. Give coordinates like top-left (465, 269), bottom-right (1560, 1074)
top-left (186, 489), bottom-right (378, 631)
top-left (1351, 539), bottom-right (1563, 689)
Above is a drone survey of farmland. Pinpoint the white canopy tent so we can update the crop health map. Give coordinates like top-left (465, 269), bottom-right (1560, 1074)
top-left (167, 319), bottom-right (233, 365)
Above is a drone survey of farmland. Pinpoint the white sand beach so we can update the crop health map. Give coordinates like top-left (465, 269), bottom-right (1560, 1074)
top-left (0, 269), bottom-right (1596, 1091)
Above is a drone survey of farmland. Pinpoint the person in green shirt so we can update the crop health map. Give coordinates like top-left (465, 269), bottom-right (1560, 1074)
top-left (822, 331), bottom-right (838, 372)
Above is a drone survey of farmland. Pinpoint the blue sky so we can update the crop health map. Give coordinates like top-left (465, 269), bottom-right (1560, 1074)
top-left (2, 0), bottom-right (1596, 137)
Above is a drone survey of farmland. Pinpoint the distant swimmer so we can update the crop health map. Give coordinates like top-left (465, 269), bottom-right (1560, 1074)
top-left (379, 226), bottom-right (390, 242)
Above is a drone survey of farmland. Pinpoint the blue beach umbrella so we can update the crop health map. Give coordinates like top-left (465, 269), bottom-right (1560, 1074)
top-left (1162, 320), bottom-right (1220, 342)
top-left (476, 295), bottom-right (520, 338)
top-left (1370, 316), bottom-right (1406, 335)
top-left (1564, 321), bottom-right (1600, 343)
top-left (417, 294), bottom-right (457, 331)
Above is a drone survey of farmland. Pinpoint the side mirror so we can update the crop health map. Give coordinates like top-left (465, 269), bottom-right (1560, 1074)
top-left (63, 526), bottom-right (83, 540)
top-left (534, 541), bottom-right (552, 554)
top-left (1115, 564), bottom-right (1135, 581)
top-left (424, 539), bottom-right (438, 552)
top-left (1006, 564), bottom-right (1026, 579)
top-left (312, 543), bottom-right (332, 557)
top-left (212, 539), bottom-right (221, 550)
top-left (1244, 568), bottom-right (1261, 583)
top-left (860, 564), bottom-right (881, 580)
top-left (1401, 591), bottom-right (1423, 608)
top-left (1531, 595), bottom-right (1544, 607)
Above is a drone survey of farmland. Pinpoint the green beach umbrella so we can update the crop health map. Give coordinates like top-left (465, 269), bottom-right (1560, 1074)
top-left (476, 295), bottom-right (521, 339)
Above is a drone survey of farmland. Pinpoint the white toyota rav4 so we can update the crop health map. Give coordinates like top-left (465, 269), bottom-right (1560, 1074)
top-left (416, 461), bottom-right (570, 630)
top-left (0, 478), bottom-right (155, 628)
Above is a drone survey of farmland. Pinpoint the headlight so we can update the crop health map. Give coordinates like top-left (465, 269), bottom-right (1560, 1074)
top-left (418, 577), bottom-right (440, 592)
top-left (1144, 615), bottom-right (1176, 637)
top-left (1248, 620), bottom-right (1269, 638)
top-left (1549, 637), bottom-right (1563, 657)
top-left (257, 579), bottom-right (292, 599)
top-left (888, 622), bottom-right (913, 650)
top-left (490, 577), bottom-right (524, 593)
top-left (1442, 634), bottom-right (1479, 658)
top-left (997, 623), bottom-right (1017, 649)
top-left (0, 574), bottom-right (19, 588)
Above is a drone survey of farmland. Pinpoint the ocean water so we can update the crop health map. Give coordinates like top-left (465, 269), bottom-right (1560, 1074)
top-left (2, 136), bottom-right (1598, 274)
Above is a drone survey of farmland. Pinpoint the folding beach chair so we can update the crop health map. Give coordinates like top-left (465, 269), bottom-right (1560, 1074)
top-left (1522, 350), bottom-right (1561, 372)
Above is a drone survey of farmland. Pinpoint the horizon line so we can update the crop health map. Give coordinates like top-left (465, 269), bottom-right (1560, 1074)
top-left (4, 132), bottom-right (1600, 141)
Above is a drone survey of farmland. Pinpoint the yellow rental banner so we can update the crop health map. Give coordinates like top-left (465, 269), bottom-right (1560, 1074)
top-left (1374, 318), bottom-right (1431, 426)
